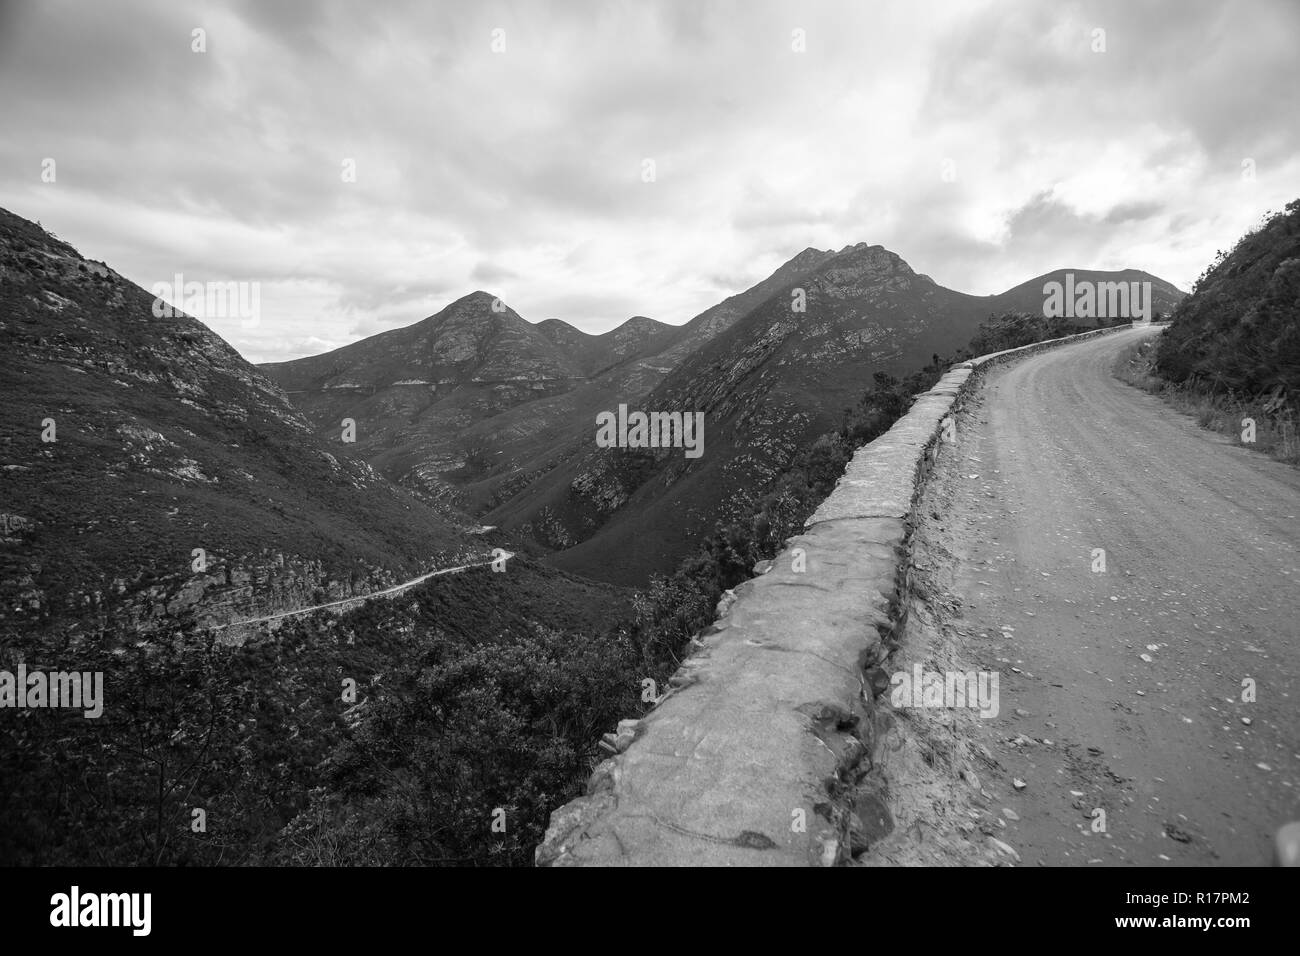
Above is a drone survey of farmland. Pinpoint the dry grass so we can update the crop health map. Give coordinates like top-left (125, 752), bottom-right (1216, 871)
top-left (1115, 338), bottom-right (1300, 467)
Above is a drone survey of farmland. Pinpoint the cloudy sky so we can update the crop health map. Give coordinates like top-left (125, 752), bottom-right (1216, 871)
top-left (2, 0), bottom-right (1297, 363)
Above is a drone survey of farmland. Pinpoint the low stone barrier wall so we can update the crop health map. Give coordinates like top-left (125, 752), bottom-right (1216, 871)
top-left (535, 324), bottom-right (1137, 866)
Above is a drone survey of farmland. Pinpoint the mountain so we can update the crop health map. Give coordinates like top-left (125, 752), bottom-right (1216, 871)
top-left (514, 249), bottom-right (1188, 584)
top-left (516, 243), bottom-right (981, 581)
top-left (535, 315), bottom-right (676, 376)
top-left (266, 243), bottom-right (1185, 586)
top-left (1156, 198), bottom-right (1300, 397)
top-left (258, 249), bottom-right (842, 518)
top-left (994, 268), bottom-right (1185, 319)
top-left (259, 295), bottom-right (685, 507)
top-left (648, 246), bottom-right (839, 366)
top-left (0, 207), bottom-right (472, 637)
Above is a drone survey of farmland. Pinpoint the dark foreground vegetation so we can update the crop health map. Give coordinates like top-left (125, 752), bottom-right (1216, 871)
top-left (2, 364), bottom-right (956, 866)
top-left (1, 562), bottom-right (634, 865)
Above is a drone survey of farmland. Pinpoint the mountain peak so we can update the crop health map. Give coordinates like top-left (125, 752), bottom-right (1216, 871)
top-left (782, 242), bottom-right (923, 283)
top-left (770, 246), bottom-right (836, 275)
top-left (455, 289), bottom-right (504, 308)
top-left (809, 242), bottom-right (921, 296)
top-left (430, 289), bottom-right (522, 325)
top-left (791, 245), bottom-right (830, 261)
top-left (617, 315), bottom-right (666, 332)
top-left (834, 241), bottom-right (911, 266)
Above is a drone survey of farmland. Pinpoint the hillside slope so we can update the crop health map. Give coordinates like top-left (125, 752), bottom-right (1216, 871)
top-left (0, 208), bottom-right (472, 637)
top-left (994, 268), bottom-right (1184, 319)
top-left (1156, 198), bottom-right (1300, 397)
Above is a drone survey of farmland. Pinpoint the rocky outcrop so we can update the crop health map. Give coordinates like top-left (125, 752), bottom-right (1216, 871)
top-left (7, 549), bottom-right (428, 644)
top-left (534, 325), bottom-right (1130, 866)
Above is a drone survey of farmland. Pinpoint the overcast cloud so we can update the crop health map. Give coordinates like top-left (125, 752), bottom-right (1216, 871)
top-left (2, 0), bottom-right (1297, 363)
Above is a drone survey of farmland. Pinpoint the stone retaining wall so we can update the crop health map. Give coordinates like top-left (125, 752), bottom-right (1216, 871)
top-left (535, 324), bottom-right (1136, 866)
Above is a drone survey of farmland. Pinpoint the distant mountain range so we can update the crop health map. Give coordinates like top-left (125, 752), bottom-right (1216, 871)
top-left (262, 243), bottom-right (1184, 584)
top-left (0, 202), bottom-right (1186, 610)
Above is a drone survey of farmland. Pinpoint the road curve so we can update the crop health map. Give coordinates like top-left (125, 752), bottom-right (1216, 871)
top-left (910, 327), bottom-right (1300, 865)
top-left (211, 551), bottom-right (512, 629)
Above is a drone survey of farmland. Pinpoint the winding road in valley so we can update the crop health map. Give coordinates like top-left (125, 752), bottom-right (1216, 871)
top-left (211, 550), bottom-right (513, 630)
top-left (900, 327), bottom-right (1300, 865)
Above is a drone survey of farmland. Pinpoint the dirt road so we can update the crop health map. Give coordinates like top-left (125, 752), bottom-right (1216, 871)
top-left (211, 550), bottom-right (512, 630)
top-left (868, 327), bottom-right (1300, 866)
